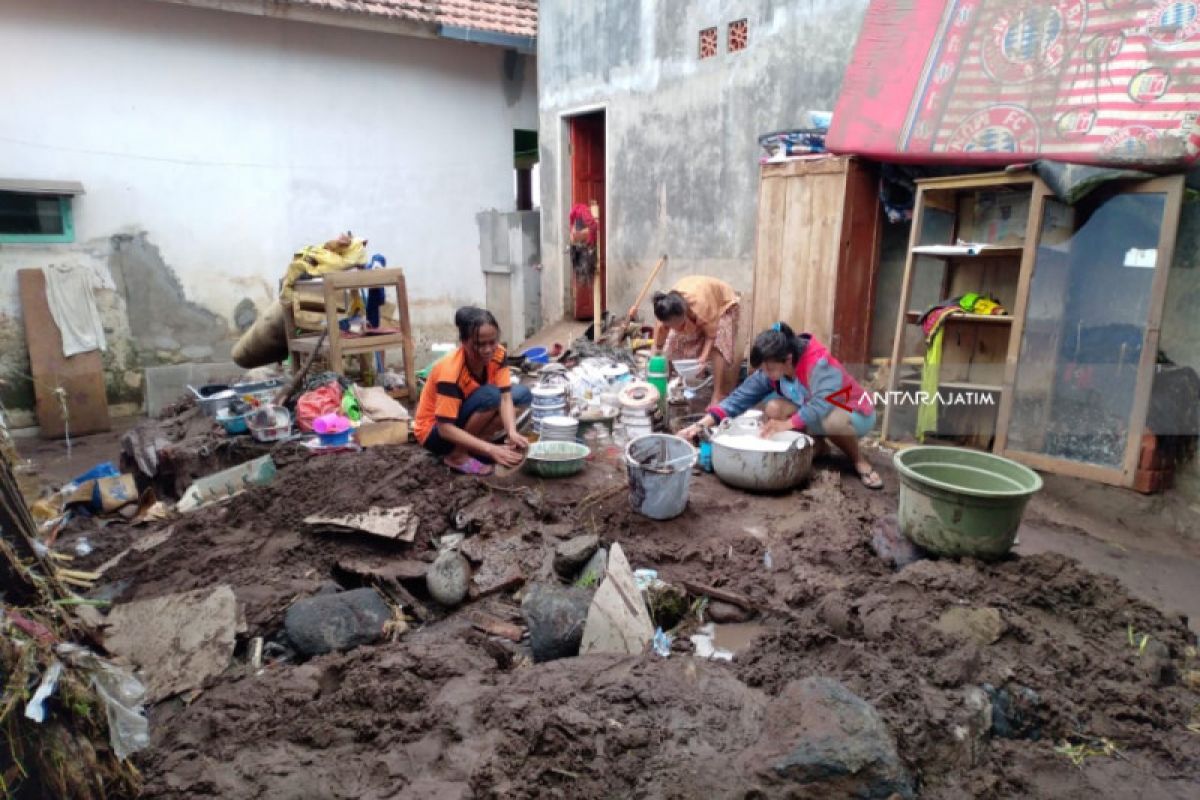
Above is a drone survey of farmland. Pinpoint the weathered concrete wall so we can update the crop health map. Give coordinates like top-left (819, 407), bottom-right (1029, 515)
top-left (0, 0), bottom-right (537, 423)
top-left (536, 0), bottom-right (868, 324)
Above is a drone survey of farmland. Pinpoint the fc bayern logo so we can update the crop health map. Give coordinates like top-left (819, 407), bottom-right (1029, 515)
top-left (982, 0), bottom-right (1088, 83)
top-left (946, 106), bottom-right (1041, 154)
top-left (1103, 125), bottom-right (1161, 159)
top-left (1147, 1), bottom-right (1200, 49)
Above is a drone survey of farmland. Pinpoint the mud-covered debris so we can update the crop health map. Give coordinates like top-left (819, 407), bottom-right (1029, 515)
top-left (576, 546), bottom-right (607, 587)
top-left (427, 550), bottom-right (471, 607)
top-left (105, 585), bottom-right (243, 702)
top-left (707, 600), bottom-right (753, 624)
top-left (871, 513), bottom-right (927, 569)
top-left (580, 542), bottom-right (654, 656)
top-left (935, 606), bottom-right (1006, 646)
top-left (760, 677), bottom-right (914, 799)
top-left (553, 534), bottom-right (600, 577)
top-left (984, 683), bottom-right (1042, 740)
top-left (284, 587), bottom-right (392, 656)
top-left (521, 583), bottom-right (591, 662)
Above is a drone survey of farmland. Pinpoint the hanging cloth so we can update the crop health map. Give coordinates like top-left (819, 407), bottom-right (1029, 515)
top-left (44, 264), bottom-right (107, 357)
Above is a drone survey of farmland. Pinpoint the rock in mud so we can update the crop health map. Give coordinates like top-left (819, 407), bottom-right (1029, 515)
top-left (285, 587), bottom-right (391, 657)
top-left (553, 534), bottom-right (600, 578)
top-left (646, 582), bottom-right (689, 629)
top-left (707, 600), bottom-right (753, 624)
top-left (870, 514), bottom-right (927, 569)
top-left (576, 547), bottom-right (607, 586)
top-left (984, 683), bottom-right (1042, 740)
top-left (520, 583), bottom-right (592, 662)
top-left (763, 677), bottom-right (913, 799)
top-left (427, 550), bottom-right (472, 607)
top-left (1139, 639), bottom-right (1175, 686)
top-left (935, 606), bottom-right (1006, 646)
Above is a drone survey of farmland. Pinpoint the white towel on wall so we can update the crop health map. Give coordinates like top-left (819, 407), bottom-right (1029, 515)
top-left (44, 264), bottom-right (107, 357)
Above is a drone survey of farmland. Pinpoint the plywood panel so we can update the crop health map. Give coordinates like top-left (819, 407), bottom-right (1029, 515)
top-left (751, 174), bottom-right (789, 334)
top-left (777, 173), bottom-right (814, 333)
top-left (833, 159), bottom-right (881, 367)
top-left (17, 269), bottom-right (111, 438)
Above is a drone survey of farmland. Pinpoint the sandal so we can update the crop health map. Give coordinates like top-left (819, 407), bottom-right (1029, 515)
top-left (445, 457), bottom-right (494, 476)
top-left (857, 466), bottom-right (884, 490)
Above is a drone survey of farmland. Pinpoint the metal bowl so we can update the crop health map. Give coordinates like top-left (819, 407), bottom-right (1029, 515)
top-left (524, 441), bottom-right (590, 478)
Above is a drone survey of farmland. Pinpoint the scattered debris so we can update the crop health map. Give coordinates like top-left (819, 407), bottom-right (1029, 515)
top-left (576, 546), bottom-right (607, 587)
top-left (870, 513), bottom-right (927, 569)
top-left (103, 584), bottom-right (244, 702)
top-left (934, 606), bottom-right (1006, 646)
top-left (521, 583), bottom-right (592, 662)
top-left (304, 505), bottom-right (420, 543)
top-left (553, 534), bottom-right (600, 578)
top-left (427, 550), bottom-right (472, 607)
top-left (284, 587), bottom-right (394, 656)
top-left (580, 542), bottom-right (654, 656)
top-left (759, 678), bottom-right (914, 799)
top-left (984, 683), bottom-right (1043, 741)
top-left (707, 600), bottom-right (753, 624)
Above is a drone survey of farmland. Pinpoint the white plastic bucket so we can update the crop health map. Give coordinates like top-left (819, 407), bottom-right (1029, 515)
top-left (625, 434), bottom-right (696, 520)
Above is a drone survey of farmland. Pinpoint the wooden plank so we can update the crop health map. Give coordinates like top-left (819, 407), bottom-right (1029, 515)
top-left (1004, 449), bottom-right (1126, 487)
top-left (833, 159), bottom-right (881, 368)
top-left (760, 155), bottom-right (853, 179)
top-left (681, 580), bottom-right (758, 611)
top-left (915, 171), bottom-right (1036, 190)
top-left (1121, 175), bottom-right (1185, 484)
top-left (16, 269), bottom-right (110, 438)
top-left (751, 173), bottom-right (788, 334)
top-left (881, 188), bottom-right (928, 442)
top-left (777, 171), bottom-right (817, 335)
top-left (807, 171), bottom-right (843, 343)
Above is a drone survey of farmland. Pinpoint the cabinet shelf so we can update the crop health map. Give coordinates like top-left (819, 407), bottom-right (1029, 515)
top-left (899, 378), bottom-right (1004, 394)
top-left (904, 311), bottom-right (1014, 325)
top-left (912, 244), bottom-right (1024, 259)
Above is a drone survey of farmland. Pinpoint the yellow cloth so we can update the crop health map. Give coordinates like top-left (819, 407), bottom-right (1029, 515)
top-left (672, 275), bottom-right (739, 339)
top-left (917, 327), bottom-right (944, 442)
top-left (280, 237), bottom-right (369, 303)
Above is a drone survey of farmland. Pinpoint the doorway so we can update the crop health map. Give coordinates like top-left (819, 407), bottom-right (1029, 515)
top-left (568, 111), bottom-right (606, 321)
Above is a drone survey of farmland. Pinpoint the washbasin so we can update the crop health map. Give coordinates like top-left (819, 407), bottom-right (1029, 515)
top-left (893, 446), bottom-right (1042, 561)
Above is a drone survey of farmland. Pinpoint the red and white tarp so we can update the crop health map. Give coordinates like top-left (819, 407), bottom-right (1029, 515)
top-left (828, 0), bottom-right (1200, 167)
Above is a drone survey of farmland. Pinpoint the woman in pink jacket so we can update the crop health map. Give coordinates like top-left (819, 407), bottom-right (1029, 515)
top-left (680, 322), bottom-right (882, 489)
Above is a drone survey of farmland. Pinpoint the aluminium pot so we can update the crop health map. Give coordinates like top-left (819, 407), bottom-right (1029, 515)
top-left (710, 427), bottom-right (814, 492)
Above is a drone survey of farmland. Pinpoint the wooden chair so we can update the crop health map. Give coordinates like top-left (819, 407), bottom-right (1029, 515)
top-left (283, 267), bottom-right (418, 400)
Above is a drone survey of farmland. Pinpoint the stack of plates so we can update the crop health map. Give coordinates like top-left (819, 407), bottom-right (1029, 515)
top-left (540, 415), bottom-right (579, 442)
top-left (532, 383), bottom-right (569, 433)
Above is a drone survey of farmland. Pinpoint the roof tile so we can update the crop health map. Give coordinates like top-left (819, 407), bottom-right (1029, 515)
top-left (287, 0), bottom-right (537, 39)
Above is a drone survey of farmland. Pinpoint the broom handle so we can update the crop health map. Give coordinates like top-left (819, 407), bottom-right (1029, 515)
top-left (625, 255), bottom-right (669, 326)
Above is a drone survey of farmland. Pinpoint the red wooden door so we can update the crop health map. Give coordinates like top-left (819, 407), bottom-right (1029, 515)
top-left (570, 112), bottom-right (605, 319)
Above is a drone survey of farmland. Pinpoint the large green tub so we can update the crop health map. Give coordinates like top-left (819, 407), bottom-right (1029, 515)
top-left (894, 446), bottom-right (1043, 561)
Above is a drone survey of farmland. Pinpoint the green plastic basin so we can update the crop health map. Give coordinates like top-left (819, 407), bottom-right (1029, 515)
top-left (893, 446), bottom-right (1043, 561)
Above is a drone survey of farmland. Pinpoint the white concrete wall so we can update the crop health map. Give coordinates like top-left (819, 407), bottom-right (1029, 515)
top-left (0, 0), bottom-right (536, 417)
top-left (536, 0), bottom-right (866, 325)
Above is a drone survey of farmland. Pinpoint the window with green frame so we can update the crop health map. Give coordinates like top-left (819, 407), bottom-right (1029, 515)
top-left (0, 191), bottom-right (75, 244)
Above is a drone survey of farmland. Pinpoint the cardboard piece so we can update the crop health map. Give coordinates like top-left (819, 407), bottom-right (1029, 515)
top-left (103, 585), bottom-right (244, 703)
top-left (580, 542), bottom-right (654, 656)
top-left (304, 505), bottom-right (419, 542)
top-left (355, 421), bottom-right (410, 448)
top-left (66, 474), bottom-right (138, 514)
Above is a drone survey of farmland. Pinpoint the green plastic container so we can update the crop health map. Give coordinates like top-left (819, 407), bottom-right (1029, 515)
top-left (647, 355), bottom-right (669, 417)
top-left (894, 446), bottom-right (1043, 561)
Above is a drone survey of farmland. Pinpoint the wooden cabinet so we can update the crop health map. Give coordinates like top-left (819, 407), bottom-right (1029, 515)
top-left (750, 156), bottom-right (881, 369)
top-left (883, 170), bottom-right (1186, 490)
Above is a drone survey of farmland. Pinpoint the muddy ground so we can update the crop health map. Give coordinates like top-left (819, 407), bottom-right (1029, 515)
top-left (47, 440), bottom-right (1200, 799)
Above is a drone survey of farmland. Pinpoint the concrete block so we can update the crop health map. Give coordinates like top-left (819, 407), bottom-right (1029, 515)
top-left (143, 361), bottom-right (241, 416)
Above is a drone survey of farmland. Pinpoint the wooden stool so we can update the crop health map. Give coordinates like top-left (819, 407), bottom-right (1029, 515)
top-left (283, 268), bottom-right (417, 400)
